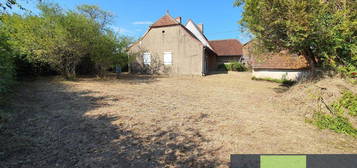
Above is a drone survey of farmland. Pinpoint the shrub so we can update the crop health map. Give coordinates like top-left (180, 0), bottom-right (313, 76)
top-left (0, 33), bottom-right (15, 104)
top-left (217, 64), bottom-right (228, 71)
top-left (218, 62), bottom-right (247, 72)
top-left (230, 62), bottom-right (247, 72)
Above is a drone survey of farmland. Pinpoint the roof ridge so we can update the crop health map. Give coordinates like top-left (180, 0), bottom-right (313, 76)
top-left (151, 13), bottom-right (180, 28)
top-left (209, 39), bottom-right (240, 41)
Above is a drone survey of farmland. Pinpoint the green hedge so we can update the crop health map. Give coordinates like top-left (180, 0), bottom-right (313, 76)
top-left (0, 34), bottom-right (15, 104)
top-left (218, 62), bottom-right (247, 72)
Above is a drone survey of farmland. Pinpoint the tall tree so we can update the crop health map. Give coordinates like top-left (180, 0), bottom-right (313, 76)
top-left (235, 0), bottom-right (357, 75)
top-left (1, 3), bottom-right (131, 79)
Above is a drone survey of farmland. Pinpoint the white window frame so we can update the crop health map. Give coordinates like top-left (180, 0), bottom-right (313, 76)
top-left (143, 52), bottom-right (151, 65)
top-left (163, 52), bottom-right (172, 65)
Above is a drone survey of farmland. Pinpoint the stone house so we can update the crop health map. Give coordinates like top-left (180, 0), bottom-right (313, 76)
top-left (129, 13), bottom-right (217, 75)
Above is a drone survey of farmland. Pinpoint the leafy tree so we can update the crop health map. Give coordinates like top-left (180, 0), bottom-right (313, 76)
top-left (0, 32), bottom-right (15, 102)
top-left (1, 3), bottom-right (130, 79)
top-left (234, 0), bottom-right (357, 76)
top-left (77, 4), bottom-right (113, 30)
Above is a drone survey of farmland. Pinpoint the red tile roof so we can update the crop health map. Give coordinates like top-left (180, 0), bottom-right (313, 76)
top-left (151, 14), bottom-right (180, 28)
top-left (251, 51), bottom-right (310, 70)
top-left (209, 39), bottom-right (243, 56)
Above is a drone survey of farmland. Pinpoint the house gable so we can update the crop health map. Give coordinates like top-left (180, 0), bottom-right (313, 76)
top-left (185, 19), bottom-right (213, 50)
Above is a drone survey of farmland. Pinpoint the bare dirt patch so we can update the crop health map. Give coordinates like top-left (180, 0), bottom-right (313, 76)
top-left (1, 72), bottom-right (357, 167)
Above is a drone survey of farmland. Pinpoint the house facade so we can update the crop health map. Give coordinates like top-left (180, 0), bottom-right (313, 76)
top-left (129, 14), bottom-right (217, 75)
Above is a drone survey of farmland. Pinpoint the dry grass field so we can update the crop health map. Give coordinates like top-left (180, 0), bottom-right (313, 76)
top-left (1, 72), bottom-right (357, 167)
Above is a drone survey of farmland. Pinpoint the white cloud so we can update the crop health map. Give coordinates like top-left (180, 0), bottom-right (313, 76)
top-left (110, 26), bottom-right (133, 35)
top-left (132, 21), bottom-right (153, 25)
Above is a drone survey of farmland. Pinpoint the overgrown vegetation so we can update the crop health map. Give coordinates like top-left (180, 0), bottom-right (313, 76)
top-left (0, 2), bottom-right (132, 125)
top-left (251, 77), bottom-right (295, 86)
top-left (1, 4), bottom-right (131, 79)
top-left (308, 112), bottom-right (357, 137)
top-left (217, 62), bottom-right (247, 72)
top-left (307, 90), bottom-right (357, 137)
top-left (234, 0), bottom-right (357, 77)
top-left (331, 90), bottom-right (357, 116)
top-left (0, 32), bottom-right (15, 104)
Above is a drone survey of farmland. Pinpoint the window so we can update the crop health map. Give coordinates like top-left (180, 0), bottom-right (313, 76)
top-left (143, 52), bottom-right (151, 65)
top-left (164, 52), bottom-right (172, 65)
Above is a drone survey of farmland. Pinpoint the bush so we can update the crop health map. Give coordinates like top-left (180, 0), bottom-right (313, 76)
top-left (230, 62), bottom-right (247, 72)
top-left (0, 34), bottom-right (15, 104)
top-left (217, 62), bottom-right (247, 72)
top-left (217, 64), bottom-right (228, 71)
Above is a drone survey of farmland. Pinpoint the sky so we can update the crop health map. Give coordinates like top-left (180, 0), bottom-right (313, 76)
top-left (15, 0), bottom-right (253, 43)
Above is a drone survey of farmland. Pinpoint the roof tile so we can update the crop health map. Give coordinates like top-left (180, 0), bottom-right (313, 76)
top-left (209, 39), bottom-right (243, 56)
top-left (151, 15), bottom-right (179, 27)
top-left (251, 51), bottom-right (309, 70)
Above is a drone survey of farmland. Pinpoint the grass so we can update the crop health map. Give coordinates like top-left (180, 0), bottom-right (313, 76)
top-left (308, 112), bottom-right (357, 137)
top-left (3, 73), bottom-right (357, 167)
top-left (333, 90), bottom-right (357, 116)
top-left (308, 90), bottom-right (357, 137)
top-left (252, 76), bottom-right (296, 86)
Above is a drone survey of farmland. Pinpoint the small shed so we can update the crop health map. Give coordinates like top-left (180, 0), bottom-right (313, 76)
top-left (209, 39), bottom-right (244, 65)
top-left (251, 51), bottom-right (310, 81)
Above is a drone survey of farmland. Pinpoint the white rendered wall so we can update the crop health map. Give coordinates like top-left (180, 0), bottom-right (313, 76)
top-left (252, 69), bottom-right (310, 81)
top-left (185, 20), bottom-right (212, 50)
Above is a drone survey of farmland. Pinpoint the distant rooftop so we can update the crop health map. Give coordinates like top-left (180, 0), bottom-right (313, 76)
top-left (209, 39), bottom-right (243, 56)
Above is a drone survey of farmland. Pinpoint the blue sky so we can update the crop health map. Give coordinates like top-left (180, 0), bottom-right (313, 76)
top-left (16, 0), bottom-right (252, 43)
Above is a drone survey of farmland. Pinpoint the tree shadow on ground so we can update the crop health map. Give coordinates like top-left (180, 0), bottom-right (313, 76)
top-left (79, 73), bottom-right (161, 85)
top-left (0, 80), bottom-right (221, 168)
top-left (207, 71), bottom-right (229, 75)
top-left (272, 86), bottom-right (290, 93)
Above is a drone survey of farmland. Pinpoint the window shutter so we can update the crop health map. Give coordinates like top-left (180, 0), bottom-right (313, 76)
top-left (143, 52), bottom-right (151, 65)
top-left (164, 52), bottom-right (172, 65)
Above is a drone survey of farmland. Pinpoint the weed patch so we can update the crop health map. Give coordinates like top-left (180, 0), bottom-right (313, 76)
top-left (308, 90), bottom-right (357, 137)
top-left (308, 112), bottom-right (357, 137)
top-left (331, 90), bottom-right (357, 116)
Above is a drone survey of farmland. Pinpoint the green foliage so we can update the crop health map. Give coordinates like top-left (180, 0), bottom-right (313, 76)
top-left (331, 90), bottom-right (357, 116)
top-left (251, 77), bottom-right (295, 86)
top-left (308, 112), bottom-right (357, 137)
top-left (234, 0), bottom-right (357, 76)
top-left (1, 3), bottom-right (131, 79)
top-left (0, 32), bottom-right (15, 104)
top-left (307, 90), bottom-right (357, 137)
top-left (229, 61), bottom-right (248, 71)
top-left (218, 62), bottom-right (247, 71)
top-left (217, 64), bottom-right (228, 71)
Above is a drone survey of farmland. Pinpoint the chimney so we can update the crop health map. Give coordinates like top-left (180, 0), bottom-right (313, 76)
top-left (197, 24), bottom-right (204, 34)
top-left (175, 17), bottom-right (182, 24)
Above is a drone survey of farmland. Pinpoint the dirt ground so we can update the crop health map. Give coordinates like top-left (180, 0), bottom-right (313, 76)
top-left (1, 72), bottom-right (357, 168)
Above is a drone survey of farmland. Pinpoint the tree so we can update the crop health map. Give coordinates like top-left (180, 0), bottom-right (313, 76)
top-left (234, 0), bottom-right (357, 76)
top-left (77, 4), bottom-right (113, 30)
top-left (0, 0), bottom-right (42, 13)
top-left (1, 3), bottom-right (130, 79)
